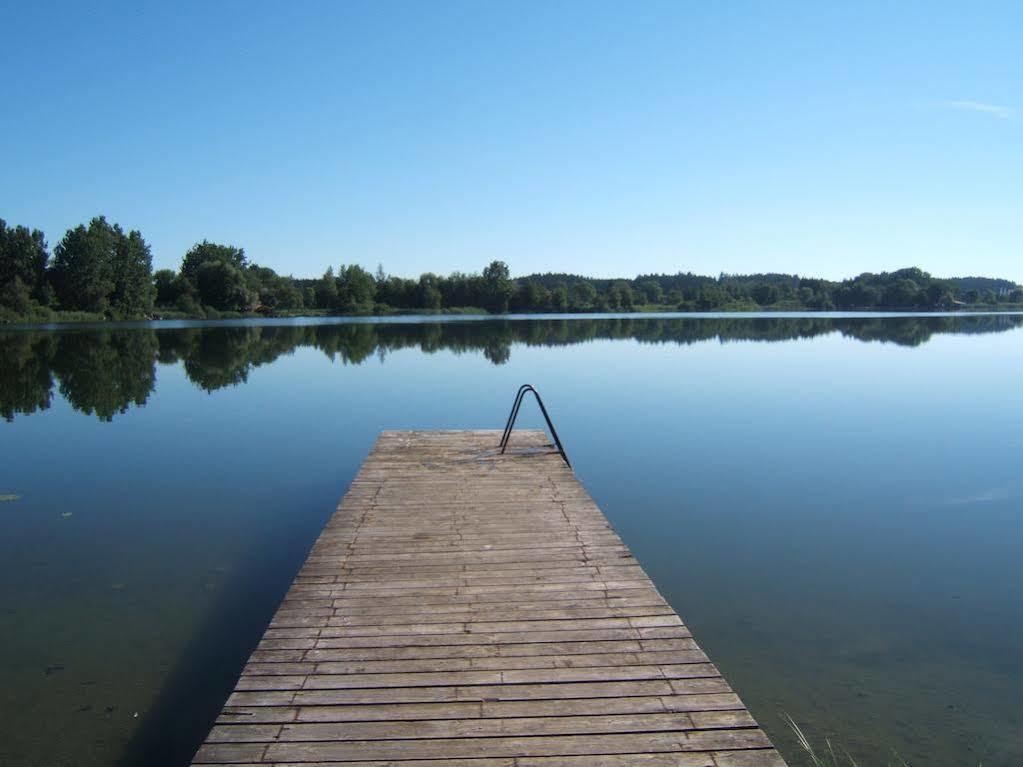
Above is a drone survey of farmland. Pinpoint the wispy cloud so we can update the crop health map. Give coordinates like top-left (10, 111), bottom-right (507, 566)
top-left (933, 100), bottom-right (1016, 120)
top-left (943, 487), bottom-right (1011, 506)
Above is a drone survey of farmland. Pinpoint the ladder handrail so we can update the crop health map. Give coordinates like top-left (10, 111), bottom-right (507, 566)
top-left (499, 384), bottom-right (532, 447)
top-left (499, 384), bottom-right (571, 468)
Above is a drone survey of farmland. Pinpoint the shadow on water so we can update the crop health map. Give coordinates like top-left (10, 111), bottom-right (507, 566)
top-left (115, 504), bottom-right (330, 767)
top-left (3, 313), bottom-right (1022, 422)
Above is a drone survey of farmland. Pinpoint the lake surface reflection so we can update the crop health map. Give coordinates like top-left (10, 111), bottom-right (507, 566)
top-left (2, 313), bottom-right (1022, 766)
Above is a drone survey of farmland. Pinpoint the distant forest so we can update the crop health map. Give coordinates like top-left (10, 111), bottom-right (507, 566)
top-left (2, 215), bottom-right (1022, 322)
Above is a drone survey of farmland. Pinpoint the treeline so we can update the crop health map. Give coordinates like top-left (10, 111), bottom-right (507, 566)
top-left (1, 216), bottom-right (155, 321)
top-left (3, 215), bottom-right (1022, 322)
top-left (0, 215), bottom-right (522, 320)
top-left (153, 241), bottom-right (304, 316)
top-left (0, 216), bottom-right (309, 321)
top-left (301, 264), bottom-right (1023, 313)
top-left (523, 268), bottom-right (1023, 311)
top-left (4, 314), bottom-right (1023, 421)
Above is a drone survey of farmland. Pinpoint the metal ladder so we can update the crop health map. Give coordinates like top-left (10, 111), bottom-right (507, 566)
top-left (499, 384), bottom-right (571, 468)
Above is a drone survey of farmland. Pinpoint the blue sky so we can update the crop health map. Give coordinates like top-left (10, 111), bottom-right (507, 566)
top-left (2, 1), bottom-right (1020, 280)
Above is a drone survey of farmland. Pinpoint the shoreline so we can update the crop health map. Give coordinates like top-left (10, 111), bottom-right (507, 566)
top-left (3, 305), bottom-right (1023, 331)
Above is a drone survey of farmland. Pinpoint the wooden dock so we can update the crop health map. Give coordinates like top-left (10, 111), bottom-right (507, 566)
top-left (193, 430), bottom-right (786, 766)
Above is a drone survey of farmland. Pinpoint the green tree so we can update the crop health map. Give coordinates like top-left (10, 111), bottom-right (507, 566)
top-left (336, 264), bottom-right (376, 311)
top-left (925, 282), bottom-right (953, 308)
top-left (272, 276), bottom-right (304, 309)
top-left (512, 279), bottom-right (549, 312)
top-left (638, 280), bottom-right (663, 304)
top-left (196, 260), bottom-right (252, 310)
top-left (607, 281), bottom-right (634, 311)
top-left (1, 278), bottom-right (35, 315)
top-left (48, 217), bottom-right (153, 315)
top-left (751, 284), bottom-right (780, 306)
top-left (315, 267), bottom-right (340, 309)
top-left (482, 260), bottom-right (514, 313)
top-left (109, 229), bottom-right (155, 316)
top-left (551, 284), bottom-right (569, 312)
top-left (696, 284), bottom-right (729, 310)
top-left (0, 219), bottom-right (50, 304)
top-left (418, 274), bottom-right (442, 310)
top-left (154, 269), bottom-right (185, 305)
top-left (50, 217), bottom-right (118, 312)
top-left (181, 241), bottom-right (246, 286)
top-left (835, 282), bottom-right (881, 309)
top-left (571, 281), bottom-right (597, 310)
top-left (883, 279), bottom-right (921, 308)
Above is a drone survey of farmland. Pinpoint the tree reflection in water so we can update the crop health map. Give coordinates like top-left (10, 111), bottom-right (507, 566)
top-left (2, 313), bottom-right (1021, 421)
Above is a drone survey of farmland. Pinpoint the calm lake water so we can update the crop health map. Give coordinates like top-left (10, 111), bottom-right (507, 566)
top-left (2, 313), bottom-right (1022, 767)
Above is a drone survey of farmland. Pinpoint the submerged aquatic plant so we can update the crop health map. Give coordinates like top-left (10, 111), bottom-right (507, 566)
top-left (785, 714), bottom-right (859, 767)
top-left (784, 714), bottom-right (920, 767)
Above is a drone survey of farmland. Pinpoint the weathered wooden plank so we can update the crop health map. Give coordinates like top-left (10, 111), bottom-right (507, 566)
top-left (208, 711), bottom-right (756, 743)
top-left (192, 756), bottom-right (723, 767)
top-left (264, 625), bottom-right (694, 644)
top-left (253, 637), bottom-right (699, 660)
top-left (269, 614), bottom-right (682, 635)
top-left (224, 677), bottom-right (734, 709)
top-left (196, 728), bottom-right (772, 762)
top-left (192, 430), bottom-right (784, 766)
top-left (234, 661), bottom-right (722, 691)
top-left (286, 585), bottom-right (660, 604)
top-left (241, 649), bottom-right (711, 677)
top-left (270, 606), bottom-right (679, 628)
top-left (216, 692), bottom-right (746, 724)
